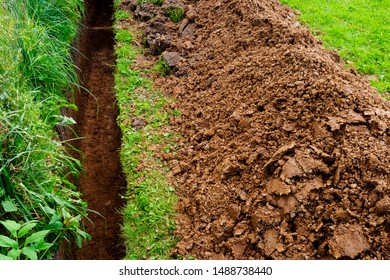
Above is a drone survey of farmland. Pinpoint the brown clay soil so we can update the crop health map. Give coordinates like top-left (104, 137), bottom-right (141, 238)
top-left (121, 0), bottom-right (390, 259)
top-left (66, 0), bottom-right (126, 260)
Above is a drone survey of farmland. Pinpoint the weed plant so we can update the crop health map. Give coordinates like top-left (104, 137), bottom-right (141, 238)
top-left (281, 0), bottom-right (390, 93)
top-left (152, 58), bottom-right (171, 76)
top-left (114, 4), bottom-right (178, 259)
top-left (166, 6), bottom-right (185, 23)
top-left (0, 0), bottom-right (89, 259)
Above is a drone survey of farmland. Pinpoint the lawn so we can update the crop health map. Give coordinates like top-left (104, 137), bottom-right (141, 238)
top-left (280, 0), bottom-right (390, 94)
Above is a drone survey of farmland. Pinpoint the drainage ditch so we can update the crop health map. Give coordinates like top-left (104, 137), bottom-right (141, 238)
top-left (66, 0), bottom-right (126, 260)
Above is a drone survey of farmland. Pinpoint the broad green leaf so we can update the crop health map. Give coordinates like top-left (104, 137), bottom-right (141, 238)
top-left (49, 213), bottom-right (60, 224)
top-left (18, 222), bottom-right (38, 238)
top-left (42, 206), bottom-right (55, 215)
top-left (7, 248), bottom-right (21, 260)
top-left (33, 240), bottom-right (53, 252)
top-left (0, 235), bottom-right (19, 249)
top-left (1, 199), bottom-right (18, 213)
top-left (21, 246), bottom-right (38, 260)
top-left (24, 230), bottom-right (50, 246)
top-left (0, 220), bottom-right (21, 238)
top-left (0, 253), bottom-right (13, 260)
top-left (46, 221), bottom-right (63, 230)
top-left (67, 218), bottom-right (80, 228)
top-left (75, 228), bottom-right (91, 240)
top-left (75, 234), bottom-right (82, 248)
top-left (61, 208), bottom-right (71, 220)
top-left (0, 235), bottom-right (18, 249)
top-left (53, 196), bottom-right (65, 207)
top-left (72, 215), bottom-right (82, 222)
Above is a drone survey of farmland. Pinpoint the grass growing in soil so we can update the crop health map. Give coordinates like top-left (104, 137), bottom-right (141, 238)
top-left (114, 3), bottom-right (178, 260)
top-left (166, 6), bottom-right (185, 23)
top-left (138, 0), bottom-right (164, 6)
top-left (0, 0), bottom-right (89, 260)
top-left (152, 58), bottom-right (171, 76)
top-left (114, 9), bottom-right (131, 22)
top-left (280, 0), bottom-right (390, 93)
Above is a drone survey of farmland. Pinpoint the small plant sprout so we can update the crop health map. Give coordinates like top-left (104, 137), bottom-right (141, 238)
top-left (166, 6), bottom-right (185, 23)
top-left (152, 58), bottom-right (171, 76)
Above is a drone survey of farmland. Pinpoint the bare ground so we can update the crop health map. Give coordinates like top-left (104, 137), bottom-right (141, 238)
top-left (66, 0), bottom-right (126, 260)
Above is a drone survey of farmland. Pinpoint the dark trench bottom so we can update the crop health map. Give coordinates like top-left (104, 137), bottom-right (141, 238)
top-left (64, 0), bottom-right (126, 260)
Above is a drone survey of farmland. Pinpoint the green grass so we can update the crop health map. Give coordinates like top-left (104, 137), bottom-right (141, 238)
top-left (114, 9), bottom-right (131, 22)
top-left (166, 6), bottom-right (185, 23)
top-left (280, 0), bottom-right (390, 93)
top-left (0, 0), bottom-right (89, 259)
top-left (152, 58), bottom-right (171, 76)
top-left (138, 0), bottom-right (164, 6)
top-left (114, 3), bottom-right (178, 260)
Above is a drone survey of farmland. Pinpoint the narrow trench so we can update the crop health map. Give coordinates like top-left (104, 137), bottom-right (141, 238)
top-left (67, 0), bottom-right (126, 260)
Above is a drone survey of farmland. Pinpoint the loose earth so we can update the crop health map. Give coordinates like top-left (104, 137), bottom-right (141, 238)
top-left (122, 0), bottom-right (390, 259)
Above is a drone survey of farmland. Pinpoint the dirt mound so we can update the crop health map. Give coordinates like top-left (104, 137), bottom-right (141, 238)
top-left (124, 0), bottom-right (390, 259)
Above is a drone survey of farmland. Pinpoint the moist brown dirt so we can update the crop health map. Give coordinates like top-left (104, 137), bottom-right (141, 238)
top-left (122, 0), bottom-right (390, 259)
top-left (65, 0), bottom-right (126, 260)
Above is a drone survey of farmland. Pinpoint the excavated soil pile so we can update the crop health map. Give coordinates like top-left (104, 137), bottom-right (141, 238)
top-left (123, 0), bottom-right (390, 259)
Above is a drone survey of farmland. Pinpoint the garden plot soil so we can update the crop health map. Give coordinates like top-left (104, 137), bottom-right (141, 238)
top-left (123, 0), bottom-right (390, 259)
top-left (67, 0), bottom-right (126, 260)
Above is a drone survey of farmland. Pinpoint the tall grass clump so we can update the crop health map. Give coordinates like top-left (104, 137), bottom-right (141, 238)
top-left (0, 0), bottom-right (89, 260)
